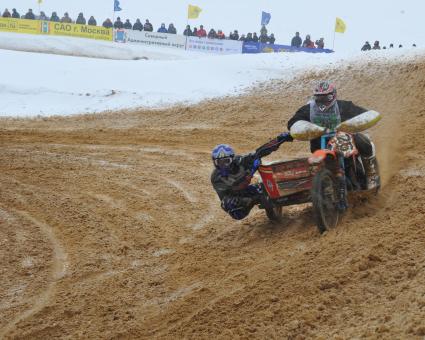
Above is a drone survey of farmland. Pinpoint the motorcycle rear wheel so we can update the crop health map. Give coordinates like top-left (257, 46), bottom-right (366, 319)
top-left (312, 168), bottom-right (339, 233)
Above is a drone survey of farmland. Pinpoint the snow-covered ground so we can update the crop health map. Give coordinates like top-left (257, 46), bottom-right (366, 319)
top-left (1, 33), bottom-right (424, 117)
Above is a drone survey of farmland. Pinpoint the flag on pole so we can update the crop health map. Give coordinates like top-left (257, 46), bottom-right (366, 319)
top-left (261, 11), bottom-right (271, 26)
top-left (114, 0), bottom-right (122, 12)
top-left (335, 17), bottom-right (346, 33)
top-left (37, 0), bottom-right (43, 3)
top-left (188, 5), bottom-right (202, 19)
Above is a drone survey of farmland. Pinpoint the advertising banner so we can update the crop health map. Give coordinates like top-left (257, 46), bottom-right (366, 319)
top-left (243, 42), bottom-right (333, 54)
top-left (43, 22), bottom-right (113, 41)
top-left (0, 18), bottom-right (41, 35)
top-left (186, 37), bottom-right (243, 54)
top-left (125, 30), bottom-right (186, 49)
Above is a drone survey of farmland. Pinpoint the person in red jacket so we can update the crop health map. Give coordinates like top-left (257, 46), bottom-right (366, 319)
top-left (196, 25), bottom-right (207, 37)
top-left (302, 35), bottom-right (315, 48)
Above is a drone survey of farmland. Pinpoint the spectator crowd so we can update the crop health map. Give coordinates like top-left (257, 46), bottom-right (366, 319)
top-left (2, 7), bottom-right (278, 44)
top-left (361, 40), bottom-right (417, 51)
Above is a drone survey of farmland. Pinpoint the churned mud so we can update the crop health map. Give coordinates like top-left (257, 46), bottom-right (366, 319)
top-left (1, 57), bottom-right (425, 339)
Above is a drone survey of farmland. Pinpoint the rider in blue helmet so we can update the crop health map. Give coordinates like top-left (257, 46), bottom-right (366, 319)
top-left (211, 132), bottom-right (293, 220)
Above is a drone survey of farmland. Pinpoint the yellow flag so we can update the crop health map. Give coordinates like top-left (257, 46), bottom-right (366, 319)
top-left (335, 17), bottom-right (346, 33)
top-left (188, 5), bottom-right (202, 19)
top-left (37, 0), bottom-right (43, 3)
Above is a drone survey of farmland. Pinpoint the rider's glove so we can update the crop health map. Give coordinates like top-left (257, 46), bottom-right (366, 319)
top-left (277, 132), bottom-right (294, 143)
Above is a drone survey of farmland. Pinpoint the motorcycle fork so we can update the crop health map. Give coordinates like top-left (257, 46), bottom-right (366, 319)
top-left (336, 154), bottom-right (348, 208)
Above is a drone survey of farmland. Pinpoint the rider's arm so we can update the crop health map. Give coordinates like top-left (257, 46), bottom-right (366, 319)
top-left (211, 170), bottom-right (231, 200)
top-left (339, 100), bottom-right (368, 121)
top-left (287, 104), bottom-right (310, 129)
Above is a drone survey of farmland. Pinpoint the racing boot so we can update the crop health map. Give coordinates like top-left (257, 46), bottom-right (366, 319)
top-left (363, 156), bottom-right (380, 190)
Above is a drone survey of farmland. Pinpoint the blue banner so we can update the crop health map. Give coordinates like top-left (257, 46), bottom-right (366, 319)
top-left (242, 42), bottom-right (333, 54)
top-left (114, 0), bottom-right (122, 11)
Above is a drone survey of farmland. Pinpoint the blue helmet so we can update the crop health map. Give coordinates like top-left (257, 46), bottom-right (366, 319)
top-left (212, 144), bottom-right (235, 175)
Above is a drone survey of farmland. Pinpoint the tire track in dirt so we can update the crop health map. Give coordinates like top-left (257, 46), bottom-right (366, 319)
top-left (0, 210), bottom-right (69, 339)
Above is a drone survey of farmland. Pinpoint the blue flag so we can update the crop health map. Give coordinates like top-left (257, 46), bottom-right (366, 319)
top-left (114, 0), bottom-right (122, 11)
top-left (261, 11), bottom-right (271, 26)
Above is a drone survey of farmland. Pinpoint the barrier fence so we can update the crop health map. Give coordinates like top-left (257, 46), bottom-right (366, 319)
top-left (0, 17), bottom-right (334, 54)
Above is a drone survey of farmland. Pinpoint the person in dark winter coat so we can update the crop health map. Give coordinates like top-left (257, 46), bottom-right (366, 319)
top-left (252, 32), bottom-right (259, 42)
top-left (11, 8), bottom-right (20, 18)
top-left (361, 41), bottom-right (371, 51)
top-left (114, 17), bottom-right (124, 29)
top-left (230, 30), bottom-right (239, 40)
top-left (291, 32), bottom-right (302, 47)
top-left (24, 9), bottom-right (35, 20)
top-left (183, 25), bottom-right (193, 36)
top-left (245, 33), bottom-right (253, 42)
top-left (50, 12), bottom-right (60, 22)
top-left (157, 23), bottom-right (167, 33)
top-left (2, 9), bottom-right (11, 18)
top-left (103, 18), bottom-right (113, 28)
top-left (208, 29), bottom-right (217, 39)
top-left (38, 11), bottom-right (49, 20)
top-left (287, 80), bottom-right (380, 196)
top-left (196, 25), bottom-right (207, 37)
top-left (133, 19), bottom-right (143, 31)
top-left (372, 40), bottom-right (381, 50)
top-left (123, 19), bottom-right (132, 29)
top-left (61, 12), bottom-right (72, 23)
top-left (76, 13), bottom-right (86, 25)
top-left (193, 27), bottom-right (198, 36)
top-left (259, 32), bottom-right (268, 43)
top-left (239, 34), bottom-right (246, 42)
top-left (144, 19), bottom-right (153, 32)
top-left (303, 34), bottom-right (315, 48)
top-left (88, 16), bottom-right (97, 26)
top-left (211, 133), bottom-right (293, 220)
top-left (268, 34), bottom-right (276, 44)
top-left (167, 23), bottom-right (177, 34)
top-left (315, 38), bottom-right (325, 49)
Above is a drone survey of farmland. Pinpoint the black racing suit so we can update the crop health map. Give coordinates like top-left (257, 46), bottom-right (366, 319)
top-left (287, 100), bottom-right (374, 158)
top-left (211, 135), bottom-right (290, 220)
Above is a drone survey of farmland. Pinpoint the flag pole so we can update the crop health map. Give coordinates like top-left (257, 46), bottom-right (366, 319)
top-left (332, 30), bottom-right (336, 51)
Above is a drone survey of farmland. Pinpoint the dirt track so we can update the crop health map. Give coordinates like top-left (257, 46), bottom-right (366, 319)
top-left (1, 57), bottom-right (425, 339)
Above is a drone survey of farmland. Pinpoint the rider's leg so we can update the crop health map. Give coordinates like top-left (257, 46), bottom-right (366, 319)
top-left (221, 195), bottom-right (255, 220)
top-left (354, 133), bottom-right (379, 189)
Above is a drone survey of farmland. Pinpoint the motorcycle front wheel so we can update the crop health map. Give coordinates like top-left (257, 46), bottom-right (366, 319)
top-left (311, 168), bottom-right (339, 233)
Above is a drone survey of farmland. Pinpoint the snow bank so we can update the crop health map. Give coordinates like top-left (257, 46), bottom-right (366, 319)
top-left (0, 32), bottom-right (196, 60)
top-left (1, 32), bottom-right (424, 117)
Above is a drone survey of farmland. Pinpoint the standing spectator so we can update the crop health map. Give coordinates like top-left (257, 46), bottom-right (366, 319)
top-left (123, 19), bottom-right (132, 29)
top-left (61, 12), bottom-right (72, 23)
top-left (157, 23), bottom-right (168, 33)
top-left (114, 17), bottom-right (123, 29)
top-left (2, 9), bottom-right (11, 18)
top-left (291, 32), bottom-right (302, 47)
top-left (193, 27), bottom-right (198, 36)
top-left (50, 11), bottom-right (60, 22)
top-left (11, 8), bottom-right (20, 18)
top-left (144, 19), bottom-right (153, 32)
top-left (183, 25), bottom-right (193, 36)
top-left (24, 9), bottom-right (35, 20)
top-left (315, 37), bottom-right (325, 49)
top-left (268, 33), bottom-right (276, 44)
top-left (103, 18), bottom-right (113, 28)
top-left (259, 32), bottom-right (268, 43)
top-left (260, 25), bottom-right (268, 37)
top-left (398, 44), bottom-right (403, 48)
top-left (239, 34), bottom-right (246, 42)
top-left (76, 13), bottom-right (86, 25)
top-left (196, 25), bottom-right (207, 37)
top-left (413, 43), bottom-right (417, 47)
top-left (208, 28), bottom-right (217, 39)
top-left (252, 32), bottom-right (259, 42)
top-left (245, 33), bottom-right (253, 42)
top-left (230, 30), bottom-right (239, 40)
top-left (133, 19), bottom-right (143, 31)
top-left (361, 41), bottom-right (371, 51)
top-left (372, 40), bottom-right (381, 50)
top-left (389, 43), bottom-right (394, 48)
top-left (168, 23), bottom-right (177, 34)
top-left (88, 16), bottom-right (97, 26)
top-left (38, 11), bottom-right (49, 20)
top-left (302, 34), bottom-right (315, 48)
top-left (217, 30), bottom-right (225, 39)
